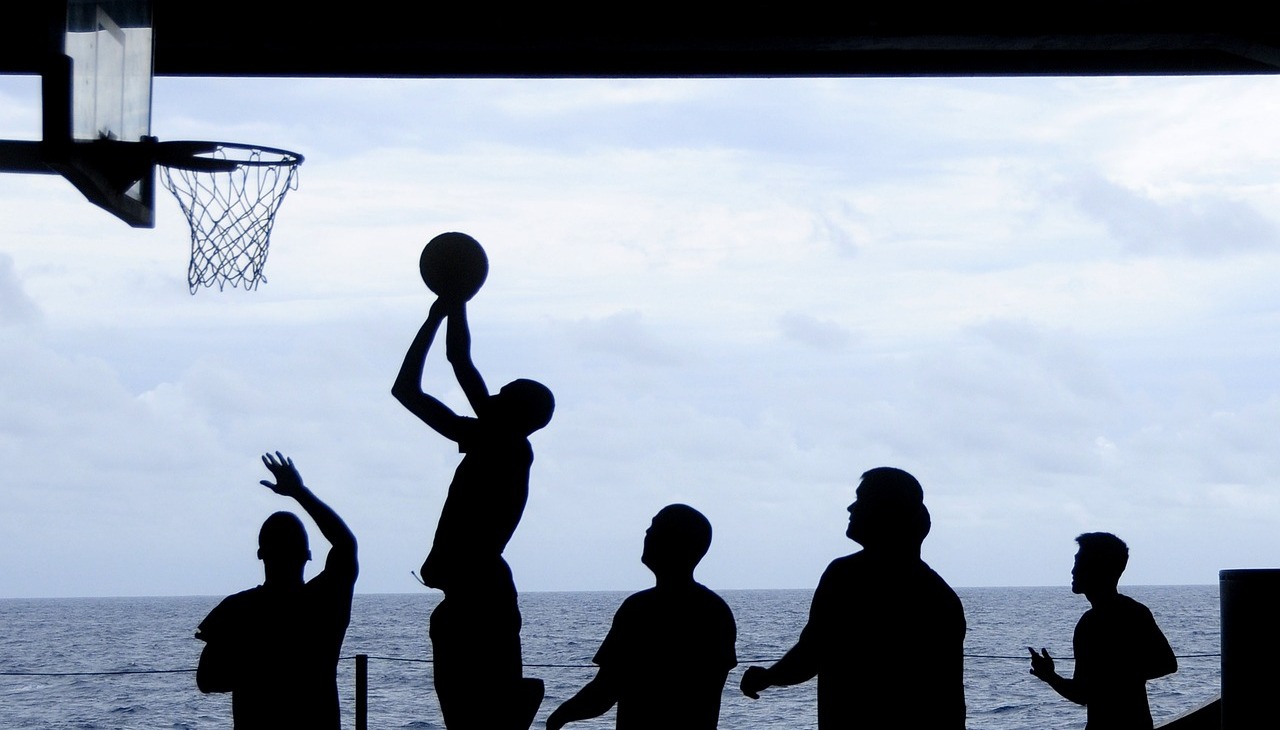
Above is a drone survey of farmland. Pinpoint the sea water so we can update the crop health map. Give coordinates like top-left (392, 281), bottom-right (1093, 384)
top-left (0, 586), bottom-right (1220, 729)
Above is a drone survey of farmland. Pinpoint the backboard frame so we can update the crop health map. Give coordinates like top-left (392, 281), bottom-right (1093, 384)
top-left (43, 0), bottom-right (157, 228)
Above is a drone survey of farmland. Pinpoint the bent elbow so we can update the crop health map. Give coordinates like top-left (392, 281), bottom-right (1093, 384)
top-left (391, 383), bottom-right (417, 406)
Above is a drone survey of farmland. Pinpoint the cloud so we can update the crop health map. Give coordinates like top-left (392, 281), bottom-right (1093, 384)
top-left (1066, 173), bottom-right (1280, 257)
top-left (778, 311), bottom-right (853, 351)
top-left (564, 310), bottom-right (684, 366)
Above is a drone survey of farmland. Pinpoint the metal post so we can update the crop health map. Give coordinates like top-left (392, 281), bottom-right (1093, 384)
top-left (356, 653), bottom-right (368, 730)
top-left (1220, 569), bottom-right (1280, 730)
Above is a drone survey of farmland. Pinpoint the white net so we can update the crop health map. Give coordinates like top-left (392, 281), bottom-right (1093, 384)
top-left (159, 144), bottom-right (301, 293)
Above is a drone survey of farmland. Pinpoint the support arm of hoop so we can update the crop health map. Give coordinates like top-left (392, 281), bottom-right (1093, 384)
top-left (0, 141), bottom-right (59, 174)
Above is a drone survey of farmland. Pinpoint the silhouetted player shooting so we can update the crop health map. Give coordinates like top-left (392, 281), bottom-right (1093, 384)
top-left (1028, 532), bottom-right (1176, 729)
top-left (393, 232), bottom-right (554, 730)
top-left (740, 467), bottom-right (966, 728)
top-left (195, 452), bottom-right (358, 730)
top-left (547, 504), bottom-right (737, 730)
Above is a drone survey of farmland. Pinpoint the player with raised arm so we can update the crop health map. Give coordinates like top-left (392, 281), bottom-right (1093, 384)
top-left (195, 452), bottom-right (358, 729)
top-left (392, 232), bottom-right (554, 730)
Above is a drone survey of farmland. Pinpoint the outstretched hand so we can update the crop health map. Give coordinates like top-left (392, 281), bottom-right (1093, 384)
top-left (740, 666), bottom-right (771, 699)
top-left (1027, 647), bottom-right (1056, 680)
top-left (260, 451), bottom-right (305, 498)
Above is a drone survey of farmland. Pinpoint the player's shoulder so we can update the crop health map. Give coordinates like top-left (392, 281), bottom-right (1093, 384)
top-left (198, 586), bottom-right (263, 633)
top-left (685, 581), bottom-right (735, 619)
top-left (612, 586), bottom-right (658, 619)
top-left (306, 565), bottom-right (358, 598)
top-left (820, 551), bottom-right (873, 582)
top-left (1116, 592), bottom-right (1157, 619)
top-left (826, 551), bottom-right (863, 570)
top-left (917, 559), bottom-right (961, 593)
top-left (620, 586), bottom-right (659, 605)
top-left (460, 421), bottom-right (533, 458)
top-left (219, 585), bottom-right (265, 608)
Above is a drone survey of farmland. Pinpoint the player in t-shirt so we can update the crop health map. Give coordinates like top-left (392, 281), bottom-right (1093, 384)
top-left (1029, 532), bottom-right (1177, 729)
top-left (547, 504), bottom-right (737, 730)
top-left (195, 452), bottom-right (358, 729)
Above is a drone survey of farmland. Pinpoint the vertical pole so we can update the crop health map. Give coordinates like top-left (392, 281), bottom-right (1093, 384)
top-left (356, 653), bottom-right (368, 730)
top-left (1220, 569), bottom-right (1280, 730)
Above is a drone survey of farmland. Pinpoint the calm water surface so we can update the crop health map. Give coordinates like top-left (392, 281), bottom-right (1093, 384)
top-left (0, 586), bottom-right (1220, 729)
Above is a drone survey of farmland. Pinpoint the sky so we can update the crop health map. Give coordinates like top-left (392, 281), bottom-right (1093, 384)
top-left (3, 74), bottom-right (1280, 598)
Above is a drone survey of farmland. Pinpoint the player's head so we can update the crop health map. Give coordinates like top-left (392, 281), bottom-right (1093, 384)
top-left (642, 504), bottom-right (713, 577)
top-left (257, 511), bottom-right (311, 566)
top-left (846, 467), bottom-right (931, 550)
top-left (494, 378), bottom-right (555, 435)
top-left (1072, 532), bottom-right (1128, 594)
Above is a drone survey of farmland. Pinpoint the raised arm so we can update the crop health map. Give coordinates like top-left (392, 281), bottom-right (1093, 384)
top-left (546, 669), bottom-right (620, 730)
top-left (392, 299), bottom-right (466, 440)
top-left (444, 300), bottom-right (490, 414)
top-left (260, 452), bottom-right (358, 580)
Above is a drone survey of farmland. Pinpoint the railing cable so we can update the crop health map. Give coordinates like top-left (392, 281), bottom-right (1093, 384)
top-left (0, 651), bottom-right (1221, 677)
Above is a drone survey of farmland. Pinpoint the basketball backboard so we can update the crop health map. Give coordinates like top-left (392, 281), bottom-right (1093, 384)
top-left (0, 0), bottom-right (303, 291)
top-left (44, 0), bottom-right (156, 227)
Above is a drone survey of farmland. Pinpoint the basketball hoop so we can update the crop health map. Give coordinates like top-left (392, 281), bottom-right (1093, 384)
top-left (156, 141), bottom-right (303, 293)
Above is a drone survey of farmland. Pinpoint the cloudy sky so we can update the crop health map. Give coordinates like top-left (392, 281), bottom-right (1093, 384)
top-left (3, 74), bottom-right (1280, 599)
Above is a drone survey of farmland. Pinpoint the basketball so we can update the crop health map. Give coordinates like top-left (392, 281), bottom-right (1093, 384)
top-left (419, 232), bottom-right (489, 301)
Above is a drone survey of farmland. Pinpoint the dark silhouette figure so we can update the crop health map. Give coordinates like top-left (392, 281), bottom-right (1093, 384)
top-left (547, 504), bottom-right (738, 730)
top-left (393, 295), bottom-right (553, 730)
top-left (739, 467), bottom-right (966, 728)
top-left (1028, 532), bottom-right (1177, 730)
top-left (195, 452), bottom-right (358, 730)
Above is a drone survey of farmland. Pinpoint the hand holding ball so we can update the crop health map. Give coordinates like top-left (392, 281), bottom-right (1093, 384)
top-left (419, 232), bottom-right (489, 302)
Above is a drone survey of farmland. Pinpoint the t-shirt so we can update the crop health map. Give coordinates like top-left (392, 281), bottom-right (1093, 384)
top-left (800, 551), bottom-right (967, 729)
top-left (1074, 593), bottom-right (1176, 730)
top-left (196, 567), bottom-right (355, 729)
top-left (593, 583), bottom-right (737, 730)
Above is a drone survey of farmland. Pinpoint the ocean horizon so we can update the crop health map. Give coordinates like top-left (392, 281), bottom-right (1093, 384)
top-left (2, 586), bottom-right (1222, 729)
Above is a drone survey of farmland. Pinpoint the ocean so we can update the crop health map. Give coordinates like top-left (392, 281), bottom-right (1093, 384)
top-left (0, 586), bottom-right (1220, 729)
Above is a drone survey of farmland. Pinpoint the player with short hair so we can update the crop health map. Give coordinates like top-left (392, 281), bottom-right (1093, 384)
top-left (195, 452), bottom-right (358, 730)
top-left (740, 467), bottom-right (966, 728)
top-left (393, 291), bottom-right (553, 730)
top-left (1029, 532), bottom-right (1177, 729)
top-left (547, 504), bottom-right (738, 730)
